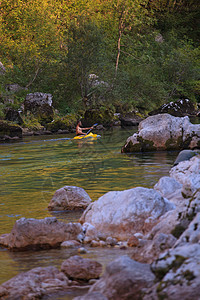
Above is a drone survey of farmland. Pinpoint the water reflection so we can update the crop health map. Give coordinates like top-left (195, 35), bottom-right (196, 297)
top-left (0, 245), bottom-right (134, 299)
top-left (0, 127), bottom-right (179, 290)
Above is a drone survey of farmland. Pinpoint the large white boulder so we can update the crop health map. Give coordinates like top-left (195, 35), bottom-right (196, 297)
top-left (154, 176), bottom-right (182, 201)
top-left (170, 155), bottom-right (200, 197)
top-left (122, 114), bottom-right (200, 152)
top-left (80, 187), bottom-right (175, 240)
top-left (146, 244), bottom-right (200, 300)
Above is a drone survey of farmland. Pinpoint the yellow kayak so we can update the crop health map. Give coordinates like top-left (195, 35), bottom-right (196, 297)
top-left (73, 132), bottom-right (100, 140)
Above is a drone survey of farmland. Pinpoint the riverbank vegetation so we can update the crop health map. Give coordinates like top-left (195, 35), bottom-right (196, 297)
top-left (0, 0), bottom-right (200, 122)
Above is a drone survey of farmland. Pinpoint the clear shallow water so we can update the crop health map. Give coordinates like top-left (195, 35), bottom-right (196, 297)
top-left (0, 127), bottom-right (179, 297)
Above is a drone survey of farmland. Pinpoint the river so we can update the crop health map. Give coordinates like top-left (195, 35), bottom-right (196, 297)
top-left (0, 126), bottom-right (179, 298)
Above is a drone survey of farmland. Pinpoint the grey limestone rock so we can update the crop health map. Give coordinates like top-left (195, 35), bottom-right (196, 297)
top-left (48, 186), bottom-right (92, 211)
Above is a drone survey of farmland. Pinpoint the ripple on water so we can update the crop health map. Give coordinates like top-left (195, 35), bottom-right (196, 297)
top-left (0, 128), bottom-right (179, 290)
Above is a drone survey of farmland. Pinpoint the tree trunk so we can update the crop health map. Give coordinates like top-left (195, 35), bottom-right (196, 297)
top-left (26, 66), bottom-right (40, 89)
top-left (115, 28), bottom-right (122, 79)
top-left (114, 10), bottom-right (125, 79)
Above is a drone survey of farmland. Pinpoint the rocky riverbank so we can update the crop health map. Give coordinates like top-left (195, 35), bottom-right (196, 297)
top-left (1, 87), bottom-right (200, 143)
top-left (0, 150), bottom-right (200, 299)
top-left (122, 113), bottom-right (200, 153)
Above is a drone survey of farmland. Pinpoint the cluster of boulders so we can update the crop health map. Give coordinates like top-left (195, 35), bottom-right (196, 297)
top-left (1, 111), bottom-right (200, 298)
top-left (0, 256), bottom-right (102, 299)
top-left (0, 92), bottom-right (79, 141)
top-left (0, 60), bottom-right (200, 137)
top-left (1, 81), bottom-right (199, 143)
top-left (73, 152), bottom-right (200, 299)
top-left (122, 113), bottom-right (200, 152)
top-left (0, 92), bottom-right (54, 141)
top-left (0, 148), bottom-right (200, 299)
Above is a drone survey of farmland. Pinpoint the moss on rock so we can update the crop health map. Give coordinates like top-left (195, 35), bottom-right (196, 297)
top-left (183, 270), bottom-right (195, 281)
top-left (46, 114), bottom-right (77, 132)
top-left (171, 224), bottom-right (186, 239)
top-left (165, 138), bottom-right (180, 150)
top-left (0, 120), bottom-right (22, 139)
top-left (22, 114), bottom-right (44, 131)
top-left (83, 107), bottom-right (115, 127)
top-left (122, 137), bottom-right (157, 153)
top-left (137, 137), bottom-right (157, 151)
top-left (37, 103), bottom-right (54, 125)
top-left (121, 140), bottom-right (141, 153)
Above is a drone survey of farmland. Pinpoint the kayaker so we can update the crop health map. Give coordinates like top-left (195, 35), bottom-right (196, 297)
top-left (76, 120), bottom-right (93, 136)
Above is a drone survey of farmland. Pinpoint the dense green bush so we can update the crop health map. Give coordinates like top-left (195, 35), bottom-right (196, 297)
top-left (22, 114), bottom-right (44, 131)
top-left (46, 113), bottom-right (78, 132)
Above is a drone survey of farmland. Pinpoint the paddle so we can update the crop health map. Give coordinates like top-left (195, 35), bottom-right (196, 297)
top-left (86, 123), bottom-right (98, 135)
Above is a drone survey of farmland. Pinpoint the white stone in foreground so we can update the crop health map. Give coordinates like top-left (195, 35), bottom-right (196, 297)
top-left (80, 187), bottom-right (175, 240)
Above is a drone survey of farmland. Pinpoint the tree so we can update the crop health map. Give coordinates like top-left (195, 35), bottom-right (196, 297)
top-left (63, 19), bottom-right (107, 106)
top-left (87, 0), bottom-right (154, 80)
top-left (0, 0), bottom-right (61, 87)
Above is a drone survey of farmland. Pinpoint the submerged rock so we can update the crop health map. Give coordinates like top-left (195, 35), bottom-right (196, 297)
top-left (48, 186), bottom-right (92, 211)
top-left (0, 217), bottom-right (83, 251)
top-left (80, 187), bottom-right (175, 240)
top-left (0, 266), bottom-right (68, 299)
top-left (61, 240), bottom-right (81, 248)
top-left (61, 255), bottom-right (102, 280)
top-left (122, 113), bottom-right (200, 152)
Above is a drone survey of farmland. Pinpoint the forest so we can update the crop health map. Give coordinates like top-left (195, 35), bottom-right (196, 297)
top-left (0, 0), bottom-right (200, 120)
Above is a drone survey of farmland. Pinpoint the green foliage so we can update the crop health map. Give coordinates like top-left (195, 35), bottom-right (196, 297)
top-left (65, 19), bottom-right (108, 97)
top-left (22, 114), bottom-right (44, 131)
top-left (46, 113), bottom-right (77, 132)
top-left (0, 103), bottom-right (5, 119)
top-left (109, 28), bottom-right (200, 110)
top-left (84, 105), bottom-right (116, 126)
top-left (0, 0), bottom-right (200, 117)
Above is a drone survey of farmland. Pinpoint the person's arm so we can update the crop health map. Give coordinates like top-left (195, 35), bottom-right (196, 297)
top-left (82, 126), bottom-right (93, 130)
